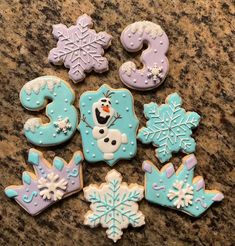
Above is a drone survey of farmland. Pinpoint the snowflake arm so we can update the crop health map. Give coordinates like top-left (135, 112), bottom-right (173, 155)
top-left (138, 93), bottom-right (200, 163)
top-left (83, 170), bottom-right (145, 242)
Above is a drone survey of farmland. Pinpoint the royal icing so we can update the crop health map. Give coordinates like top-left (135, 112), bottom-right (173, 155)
top-left (20, 76), bottom-right (78, 146)
top-left (5, 149), bottom-right (83, 216)
top-left (119, 21), bottom-right (169, 90)
top-left (48, 14), bottom-right (112, 83)
top-left (138, 93), bottom-right (200, 163)
top-left (143, 155), bottom-right (224, 217)
top-left (78, 84), bottom-right (139, 166)
top-left (83, 169), bottom-right (145, 242)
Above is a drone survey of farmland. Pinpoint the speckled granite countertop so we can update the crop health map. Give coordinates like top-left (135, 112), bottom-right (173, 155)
top-left (0, 0), bottom-right (234, 245)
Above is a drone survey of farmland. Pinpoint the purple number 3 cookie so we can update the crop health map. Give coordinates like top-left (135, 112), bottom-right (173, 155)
top-left (48, 14), bottom-right (112, 83)
top-left (119, 21), bottom-right (169, 90)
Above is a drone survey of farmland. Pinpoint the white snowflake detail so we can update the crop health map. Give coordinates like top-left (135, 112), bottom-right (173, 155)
top-left (48, 14), bottom-right (112, 83)
top-left (54, 117), bottom-right (72, 134)
top-left (138, 93), bottom-right (200, 163)
top-left (167, 180), bottom-right (194, 209)
top-left (83, 170), bottom-right (145, 242)
top-left (38, 172), bottom-right (68, 201)
top-left (147, 64), bottom-right (163, 82)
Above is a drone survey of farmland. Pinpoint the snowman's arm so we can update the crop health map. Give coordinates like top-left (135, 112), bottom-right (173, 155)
top-left (81, 114), bottom-right (93, 129)
top-left (108, 113), bottom-right (122, 128)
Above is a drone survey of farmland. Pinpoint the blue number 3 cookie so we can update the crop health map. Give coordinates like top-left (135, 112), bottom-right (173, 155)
top-left (20, 76), bottom-right (78, 146)
top-left (78, 84), bottom-right (139, 166)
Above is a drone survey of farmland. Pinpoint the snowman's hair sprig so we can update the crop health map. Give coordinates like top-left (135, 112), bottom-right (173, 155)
top-left (103, 90), bottom-right (114, 98)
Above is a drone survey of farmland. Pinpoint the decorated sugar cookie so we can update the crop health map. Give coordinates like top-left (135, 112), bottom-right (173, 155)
top-left (142, 155), bottom-right (224, 217)
top-left (5, 149), bottom-right (83, 216)
top-left (138, 93), bottom-right (200, 163)
top-left (83, 169), bottom-right (145, 242)
top-left (48, 14), bottom-right (112, 83)
top-left (78, 84), bottom-right (139, 166)
top-left (20, 76), bottom-right (78, 146)
top-left (119, 21), bottom-right (169, 90)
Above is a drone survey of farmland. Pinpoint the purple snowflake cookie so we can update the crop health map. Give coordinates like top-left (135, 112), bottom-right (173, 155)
top-left (119, 21), bottom-right (169, 90)
top-left (48, 14), bottom-right (112, 83)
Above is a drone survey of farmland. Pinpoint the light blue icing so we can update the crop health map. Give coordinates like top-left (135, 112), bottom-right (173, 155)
top-left (20, 76), bottom-right (78, 146)
top-left (22, 172), bottom-right (31, 185)
top-left (23, 191), bottom-right (38, 203)
top-left (5, 189), bottom-right (18, 198)
top-left (143, 156), bottom-right (224, 217)
top-left (53, 157), bottom-right (64, 171)
top-left (78, 84), bottom-right (139, 166)
top-left (73, 153), bottom-right (83, 165)
top-left (67, 168), bottom-right (79, 177)
top-left (28, 149), bottom-right (40, 165)
top-left (138, 93), bottom-right (200, 163)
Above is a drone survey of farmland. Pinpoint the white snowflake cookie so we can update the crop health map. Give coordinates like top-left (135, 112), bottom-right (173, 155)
top-left (83, 169), bottom-right (145, 242)
top-left (48, 14), bottom-right (112, 83)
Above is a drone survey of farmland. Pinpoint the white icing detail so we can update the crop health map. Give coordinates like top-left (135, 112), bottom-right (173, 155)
top-left (92, 126), bottom-right (128, 160)
top-left (24, 77), bottom-right (61, 95)
top-left (54, 117), bottom-right (72, 134)
top-left (92, 98), bottom-right (115, 127)
top-left (120, 61), bottom-right (136, 76)
top-left (147, 64), bottom-right (163, 82)
top-left (104, 153), bottom-right (114, 160)
top-left (24, 118), bottom-right (41, 132)
top-left (38, 172), bottom-right (68, 201)
top-left (167, 180), bottom-right (194, 209)
top-left (130, 21), bottom-right (164, 39)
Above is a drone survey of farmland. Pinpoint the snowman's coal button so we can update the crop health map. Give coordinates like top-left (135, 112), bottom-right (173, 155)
top-left (104, 138), bottom-right (109, 142)
top-left (99, 129), bottom-right (104, 134)
top-left (111, 140), bottom-right (116, 145)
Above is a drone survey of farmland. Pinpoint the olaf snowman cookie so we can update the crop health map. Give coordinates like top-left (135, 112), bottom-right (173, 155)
top-left (78, 84), bottom-right (139, 166)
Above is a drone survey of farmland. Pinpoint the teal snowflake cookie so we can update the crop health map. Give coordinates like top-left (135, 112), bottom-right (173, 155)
top-left (83, 169), bottom-right (145, 242)
top-left (78, 84), bottom-right (139, 166)
top-left (138, 93), bottom-right (200, 163)
top-left (143, 154), bottom-right (224, 217)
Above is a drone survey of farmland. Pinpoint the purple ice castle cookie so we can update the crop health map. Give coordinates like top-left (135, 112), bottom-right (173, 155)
top-left (119, 21), bottom-right (169, 90)
top-left (48, 14), bottom-right (112, 83)
top-left (5, 149), bottom-right (83, 216)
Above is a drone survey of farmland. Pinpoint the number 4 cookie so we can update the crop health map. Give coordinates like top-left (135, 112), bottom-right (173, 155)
top-left (78, 84), bottom-right (139, 166)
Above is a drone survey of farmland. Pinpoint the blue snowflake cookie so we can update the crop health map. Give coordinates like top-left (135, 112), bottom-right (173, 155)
top-left (142, 154), bottom-right (224, 217)
top-left (138, 93), bottom-right (200, 163)
top-left (78, 84), bottom-right (139, 166)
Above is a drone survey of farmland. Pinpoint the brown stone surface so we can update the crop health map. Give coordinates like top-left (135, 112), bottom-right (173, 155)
top-left (0, 0), bottom-right (234, 245)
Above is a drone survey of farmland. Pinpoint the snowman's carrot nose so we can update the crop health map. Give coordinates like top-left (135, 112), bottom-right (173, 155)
top-left (102, 105), bottom-right (110, 113)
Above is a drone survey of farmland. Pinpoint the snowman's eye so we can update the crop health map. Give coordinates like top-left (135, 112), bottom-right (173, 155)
top-left (102, 104), bottom-right (104, 106)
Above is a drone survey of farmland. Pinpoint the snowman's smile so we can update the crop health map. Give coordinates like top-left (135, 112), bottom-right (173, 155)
top-left (95, 108), bottom-right (111, 125)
